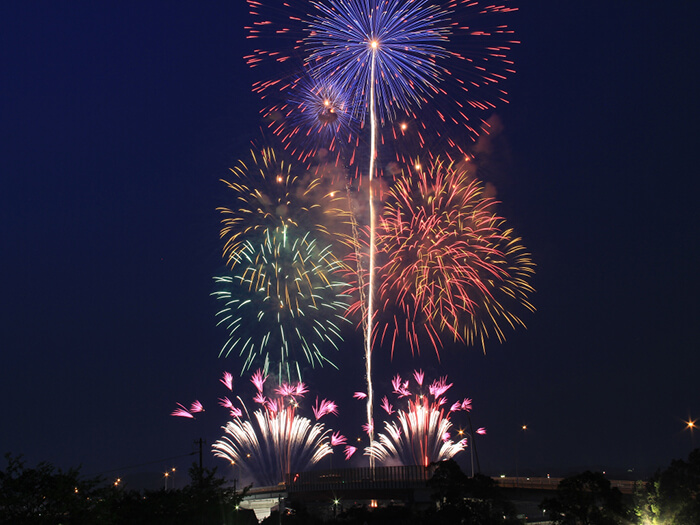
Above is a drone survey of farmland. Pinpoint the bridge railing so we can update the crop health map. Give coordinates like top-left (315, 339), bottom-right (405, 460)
top-left (286, 465), bottom-right (434, 493)
top-left (495, 476), bottom-right (641, 494)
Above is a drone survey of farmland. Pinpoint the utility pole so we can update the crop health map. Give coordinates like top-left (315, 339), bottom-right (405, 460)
top-left (194, 438), bottom-right (205, 472)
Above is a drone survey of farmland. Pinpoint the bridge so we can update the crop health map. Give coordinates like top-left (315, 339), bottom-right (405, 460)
top-left (495, 475), bottom-right (639, 495)
top-left (239, 466), bottom-right (641, 521)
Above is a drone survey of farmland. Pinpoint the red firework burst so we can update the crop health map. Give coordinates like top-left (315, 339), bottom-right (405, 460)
top-left (348, 159), bottom-right (534, 357)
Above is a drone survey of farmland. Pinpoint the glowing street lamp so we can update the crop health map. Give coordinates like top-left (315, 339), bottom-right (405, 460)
top-left (515, 423), bottom-right (528, 487)
top-left (163, 467), bottom-right (176, 490)
top-left (684, 417), bottom-right (697, 447)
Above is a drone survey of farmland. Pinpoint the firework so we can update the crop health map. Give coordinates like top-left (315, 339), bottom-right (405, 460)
top-left (305, 0), bottom-right (449, 123)
top-left (211, 370), bottom-right (341, 486)
top-left (246, 0), bottom-right (518, 162)
top-left (366, 371), bottom-right (478, 467)
top-left (305, 0), bottom-right (518, 150)
top-left (243, 0), bottom-right (520, 466)
top-left (262, 70), bottom-right (359, 167)
top-left (304, 1), bottom-right (515, 459)
top-left (217, 147), bottom-right (352, 267)
top-left (213, 225), bottom-right (352, 382)
top-left (171, 402), bottom-right (195, 419)
top-left (351, 159), bottom-right (535, 356)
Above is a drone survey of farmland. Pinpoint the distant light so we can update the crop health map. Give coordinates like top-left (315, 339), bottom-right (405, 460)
top-left (276, 175), bottom-right (283, 183)
top-left (400, 123), bottom-right (407, 131)
top-left (370, 40), bottom-right (378, 49)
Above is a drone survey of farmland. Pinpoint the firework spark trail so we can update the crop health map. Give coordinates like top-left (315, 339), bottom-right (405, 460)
top-left (365, 43), bottom-right (378, 468)
top-left (365, 371), bottom-right (477, 467)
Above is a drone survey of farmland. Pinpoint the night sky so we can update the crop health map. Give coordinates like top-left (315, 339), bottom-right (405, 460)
top-left (2, 1), bottom-right (699, 487)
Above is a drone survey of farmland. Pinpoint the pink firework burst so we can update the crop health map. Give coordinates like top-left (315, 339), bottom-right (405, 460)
top-left (220, 371), bottom-right (234, 391)
top-left (331, 432), bottom-right (347, 447)
top-left (312, 398), bottom-right (339, 420)
top-left (251, 370), bottom-right (267, 393)
top-left (171, 403), bottom-right (193, 419)
top-left (380, 396), bottom-right (394, 415)
top-left (429, 377), bottom-right (453, 399)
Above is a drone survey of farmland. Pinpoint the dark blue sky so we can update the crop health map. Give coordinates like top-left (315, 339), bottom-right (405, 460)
top-left (1, 1), bottom-right (699, 486)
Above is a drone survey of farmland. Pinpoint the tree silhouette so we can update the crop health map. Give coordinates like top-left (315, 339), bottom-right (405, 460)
top-left (540, 471), bottom-right (629, 525)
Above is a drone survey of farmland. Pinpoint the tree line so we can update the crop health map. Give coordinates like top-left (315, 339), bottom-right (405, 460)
top-left (1, 449), bottom-right (698, 524)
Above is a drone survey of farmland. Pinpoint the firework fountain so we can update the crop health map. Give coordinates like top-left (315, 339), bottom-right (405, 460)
top-left (173, 371), bottom-right (350, 486)
top-left (364, 370), bottom-right (485, 468)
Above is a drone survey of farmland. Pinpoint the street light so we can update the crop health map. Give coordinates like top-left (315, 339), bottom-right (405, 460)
top-left (163, 467), bottom-right (176, 490)
top-left (458, 428), bottom-right (476, 477)
top-left (515, 424), bottom-right (528, 488)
